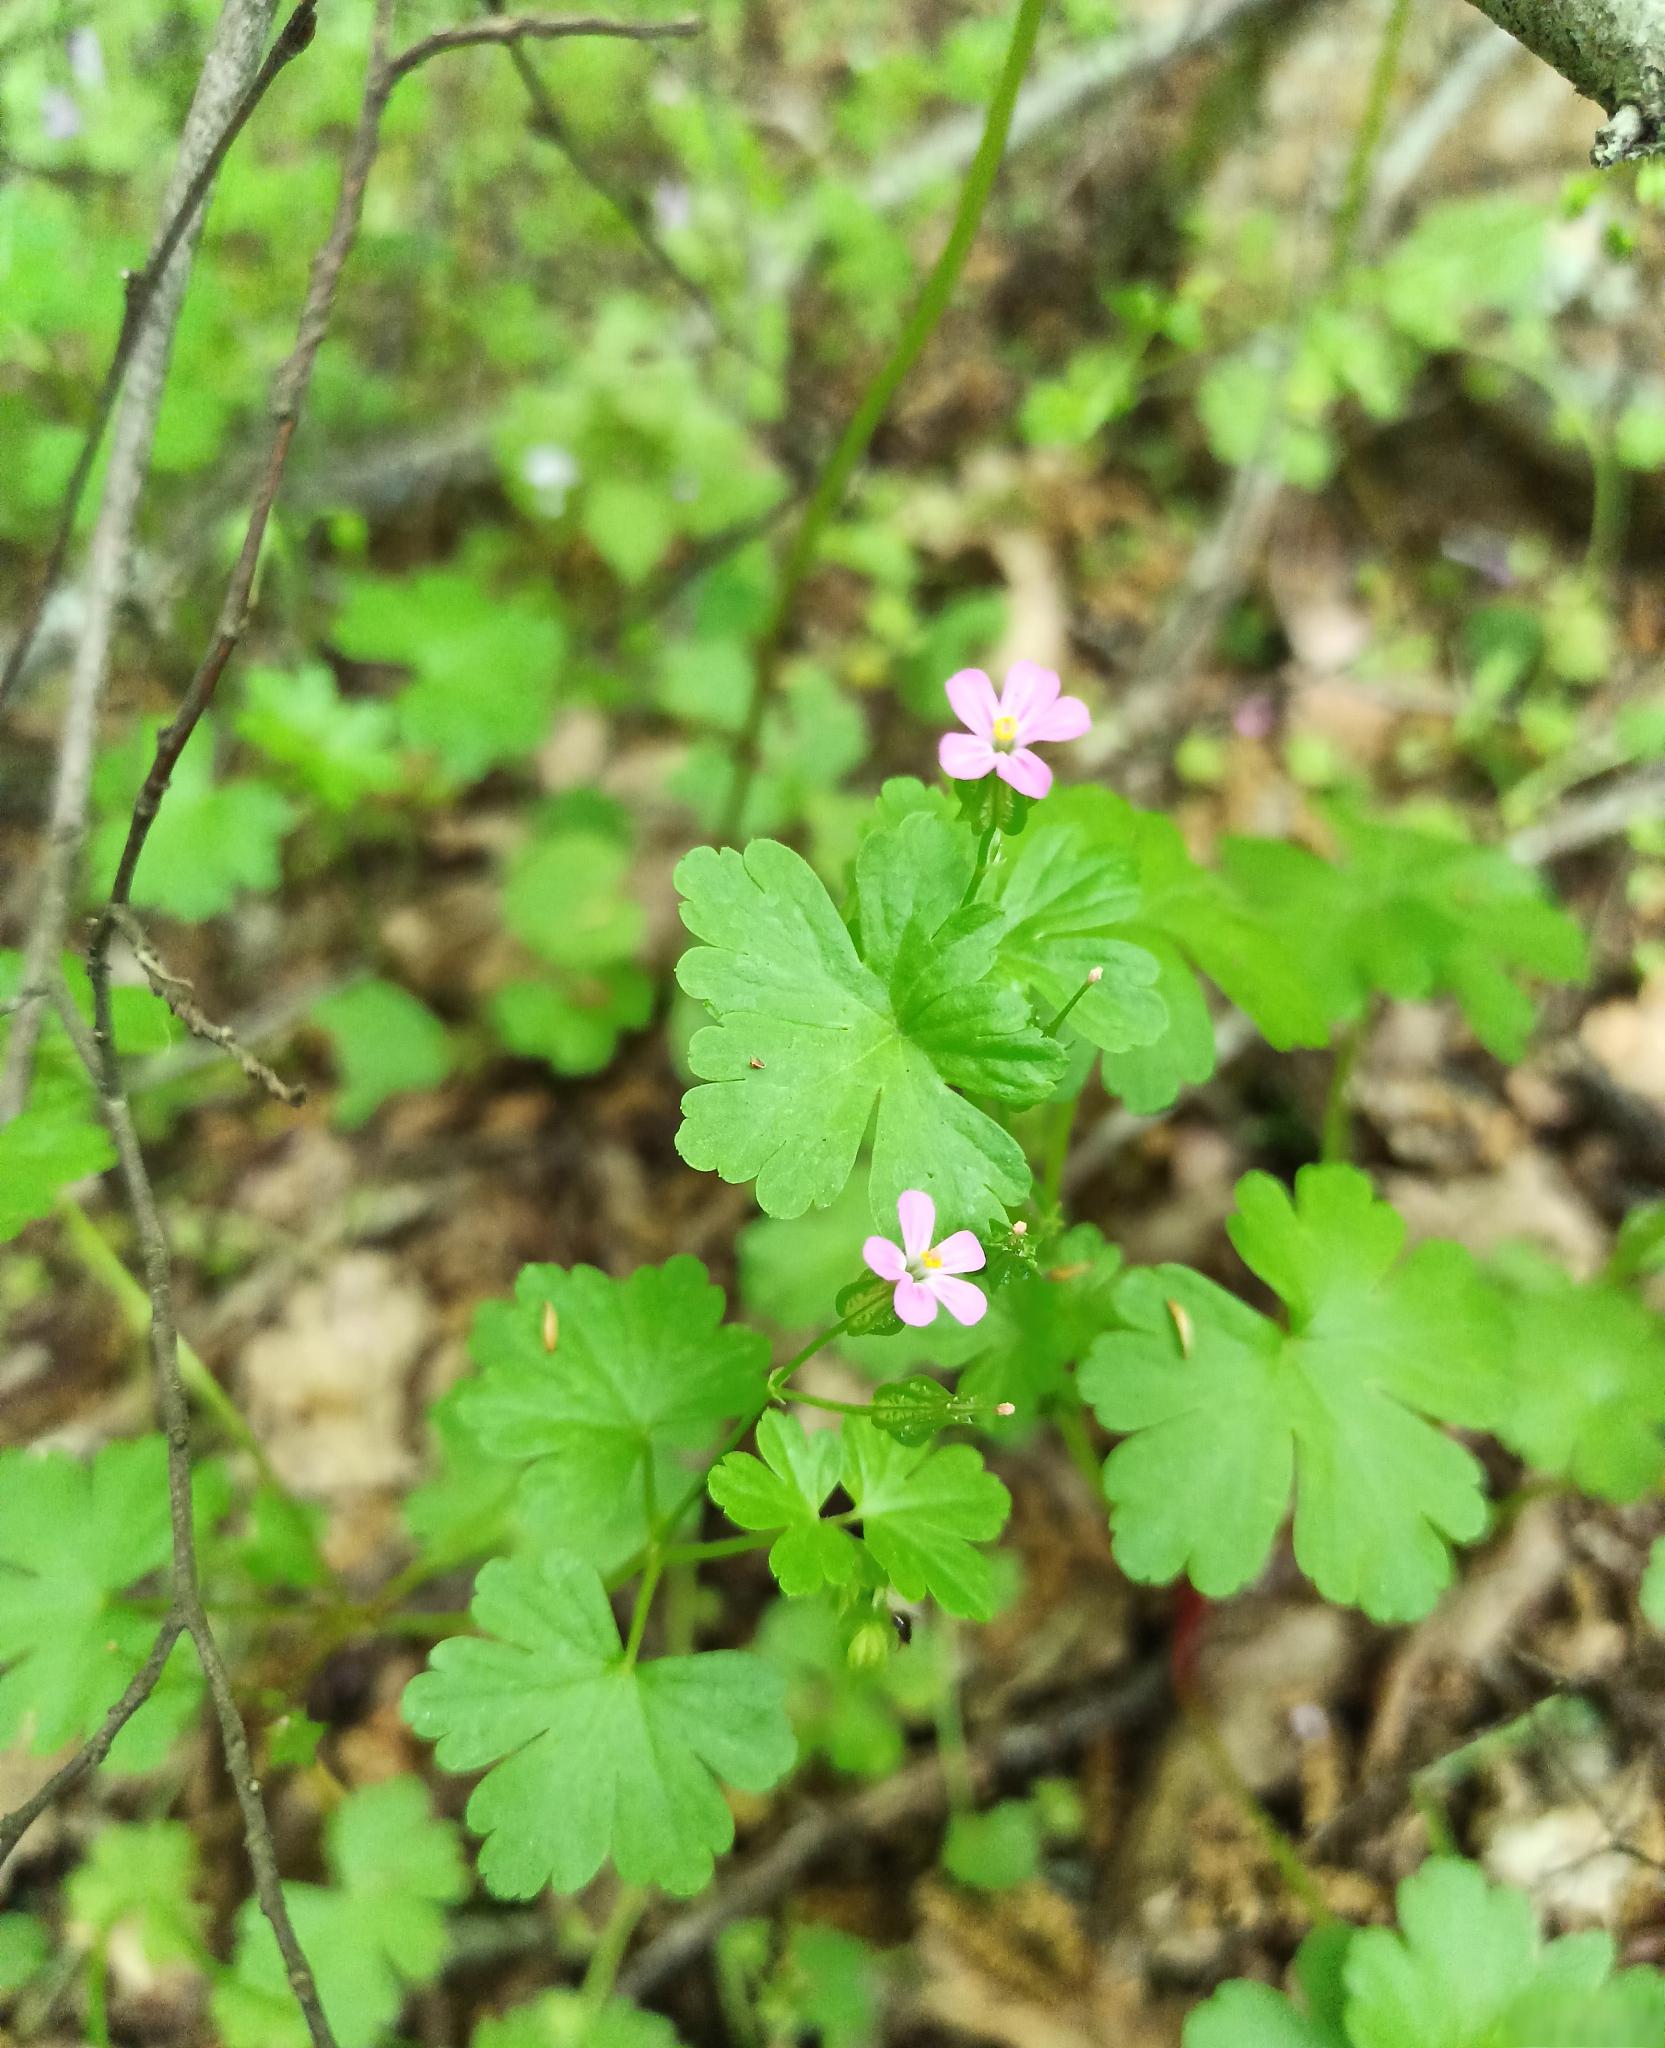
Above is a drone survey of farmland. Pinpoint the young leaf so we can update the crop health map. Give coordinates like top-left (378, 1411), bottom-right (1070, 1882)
top-left (1343, 1857), bottom-right (1665, 2048)
top-left (458, 1257), bottom-right (767, 1548)
top-left (757, 1595), bottom-right (947, 1780)
top-left (1184, 1981), bottom-right (1345, 2047)
top-left (0, 1436), bottom-right (207, 1757)
top-left (66, 1821), bottom-right (205, 1969)
top-left (956, 1223), bottom-right (1123, 1429)
top-left (402, 1551), bottom-right (796, 1897)
top-left (237, 662), bottom-right (405, 812)
top-left (941, 1800), bottom-right (1043, 1892)
top-left (311, 978), bottom-right (453, 1128)
top-left (491, 967), bottom-right (654, 1078)
top-left (675, 834), bottom-right (1063, 1227)
top-left (841, 1417), bottom-right (1010, 1621)
top-left (0, 1914), bottom-right (49, 1997)
top-left (708, 1411), bottom-right (863, 1597)
top-left (474, 1990), bottom-right (685, 2048)
top-left (1082, 1166), bottom-right (1508, 1623)
top-left (214, 1779), bottom-right (466, 2048)
top-left (0, 1103), bottom-right (113, 1241)
top-left (1223, 807), bottom-right (1587, 1062)
top-left (1493, 1270), bottom-right (1665, 1501)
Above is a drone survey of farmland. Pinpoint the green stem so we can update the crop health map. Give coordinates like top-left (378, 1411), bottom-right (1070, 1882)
top-left (1320, 1013), bottom-right (1367, 1165)
top-left (1041, 973), bottom-right (1099, 1039)
top-left (621, 1551), bottom-right (662, 1669)
top-left (1330, 0), bottom-right (1413, 274)
top-left (935, 1623), bottom-right (975, 1814)
top-left (1186, 1703), bottom-right (1334, 1927)
top-left (961, 823), bottom-right (1000, 906)
top-left (85, 1942), bottom-right (110, 2048)
top-left (1586, 422), bottom-right (1630, 584)
top-left (659, 1532), bottom-right (775, 1568)
top-left (1052, 1403), bottom-right (1102, 1497)
top-left (581, 1886), bottom-right (650, 2013)
top-left (719, 0), bottom-right (1048, 843)
top-left (1039, 1090), bottom-right (1080, 1209)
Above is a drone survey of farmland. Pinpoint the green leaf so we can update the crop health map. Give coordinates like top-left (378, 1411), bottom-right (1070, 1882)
top-left (458, 1257), bottom-right (768, 1553)
top-left (956, 1224), bottom-right (1123, 1429)
top-left (1644, 1539), bottom-right (1665, 1632)
top-left (1223, 808), bottom-right (1587, 1061)
top-left (711, 1411), bottom-right (1009, 1617)
top-left (405, 1383), bottom-right (521, 1572)
top-left (312, 978), bottom-right (453, 1127)
top-left (708, 1411), bottom-right (863, 1597)
top-left (0, 1103), bottom-right (113, 1240)
top-left (582, 476), bottom-right (677, 583)
top-left (1343, 1857), bottom-right (1665, 2048)
top-left (979, 819), bottom-right (1166, 1054)
top-left (332, 566), bottom-right (563, 784)
top-left (402, 1551), bottom-right (795, 1897)
top-left (215, 1780), bottom-right (466, 2048)
top-left (1036, 791), bottom-right (1331, 1112)
top-left (503, 829), bottom-right (644, 970)
top-left (1493, 1271), bottom-right (1665, 1500)
top-left (236, 662), bottom-right (405, 812)
top-left (842, 1416), bottom-right (1010, 1621)
top-left (1373, 196), bottom-right (1546, 348)
top-left (0, 1436), bottom-right (208, 1758)
top-left (1081, 1166), bottom-right (1508, 1622)
top-left (941, 1801), bottom-right (1042, 1891)
top-left (66, 1821), bottom-right (204, 1969)
top-left (91, 721), bottom-right (294, 921)
top-left (675, 833), bottom-right (1064, 1227)
top-left (1183, 1979), bottom-right (1343, 2048)
top-left (492, 968), bottom-right (654, 1077)
top-left (473, 1990), bottom-right (685, 2048)
top-left (0, 1914), bottom-right (49, 1997)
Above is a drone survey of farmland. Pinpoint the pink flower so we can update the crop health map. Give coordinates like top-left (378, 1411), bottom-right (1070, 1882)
top-left (937, 660), bottom-right (1091, 800)
top-left (863, 1190), bottom-right (987, 1328)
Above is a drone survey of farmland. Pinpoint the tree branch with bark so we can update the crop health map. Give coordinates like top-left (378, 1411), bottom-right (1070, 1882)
top-left (1463, 0), bottom-right (1665, 163)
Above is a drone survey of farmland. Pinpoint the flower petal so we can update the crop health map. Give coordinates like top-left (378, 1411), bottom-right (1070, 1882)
top-left (998, 661), bottom-right (1061, 727)
top-left (863, 1235), bottom-right (907, 1283)
top-left (939, 732), bottom-right (996, 781)
top-left (945, 668), bottom-right (999, 738)
top-left (930, 1274), bottom-right (987, 1326)
top-left (931, 1229), bottom-right (985, 1275)
top-left (1022, 693), bottom-right (1091, 744)
top-left (894, 1278), bottom-right (939, 1327)
top-left (897, 1190), bottom-right (936, 1260)
top-left (996, 747), bottom-right (1052, 799)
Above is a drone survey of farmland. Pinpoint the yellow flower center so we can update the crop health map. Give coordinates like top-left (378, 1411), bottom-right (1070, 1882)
top-left (921, 1250), bottom-right (943, 1270)
top-left (992, 715), bottom-right (1018, 747)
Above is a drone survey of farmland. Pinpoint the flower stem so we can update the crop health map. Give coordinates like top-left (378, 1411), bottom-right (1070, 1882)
top-left (961, 822), bottom-right (1000, 905)
top-left (719, 0), bottom-right (1048, 844)
top-left (1042, 969), bottom-right (1101, 1038)
top-left (581, 1886), bottom-right (650, 2013)
top-left (659, 1532), bottom-right (775, 1567)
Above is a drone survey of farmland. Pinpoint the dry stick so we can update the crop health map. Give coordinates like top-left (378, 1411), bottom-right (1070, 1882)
top-left (718, 0), bottom-right (1048, 845)
top-left (621, 1657), bottom-right (1169, 1999)
top-left (481, 0), bottom-right (731, 339)
top-left (51, 982), bottom-right (341, 2048)
top-left (0, 1), bottom-right (318, 718)
top-left (0, 0), bottom-right (290, 1126)
top-left (107, 905), bottom-right (306, 1104)
top-left (0, 1615), bottom-right (186, 1874)
top-left (97, 9), bottom-right (702, 923)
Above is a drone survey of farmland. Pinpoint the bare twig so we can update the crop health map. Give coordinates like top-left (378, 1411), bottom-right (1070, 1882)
top-left (51, 983), bottom-right (339, 2048)
top-left (0, 0), bottom-right (289, 1125)
top-left (1506, 764), bottom-right (1665, 864)
top-left (107, 906), bottom-right (306, 1105)
top-left (386, 12), bottom-right (700, 86)
top-left (0, 1), bottom-right (318, 717)
top-left (620, 1659), bottom-right (1168, 1998)
top-left (0, 1616), bottom-right (186, 1874)
top-left (481, 0), bottom-right (732, 338)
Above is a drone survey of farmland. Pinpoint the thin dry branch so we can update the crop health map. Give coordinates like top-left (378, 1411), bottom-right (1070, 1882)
top-left (386, 11), bottom-right (701, 86)
top-left (0, 1615), bottom-right (185, 1873)
top-left (51, 982), bottom-right (339, 2048)
top-left (0, 1), bottom-right (318, 717)
top-left (108, 905), bottom-right (306, 1104)
top-left (0, 0), bottom-right (290, 1125)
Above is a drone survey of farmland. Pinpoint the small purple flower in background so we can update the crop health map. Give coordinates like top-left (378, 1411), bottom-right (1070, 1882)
top-left (863, 1190), bottom-right (987, 1328)
top-left (938, 661), bottom-right (1091, 800)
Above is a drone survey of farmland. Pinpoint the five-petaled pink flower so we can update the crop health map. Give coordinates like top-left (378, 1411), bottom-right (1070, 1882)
top-left (863, 1191), bottom-right (987, 1328)
top-left (938, 661), bottom-right (1091, 800)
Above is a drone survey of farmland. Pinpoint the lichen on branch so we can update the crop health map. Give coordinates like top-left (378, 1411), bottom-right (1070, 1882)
top-left (1463, 0), bottom-right (1665, 163)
